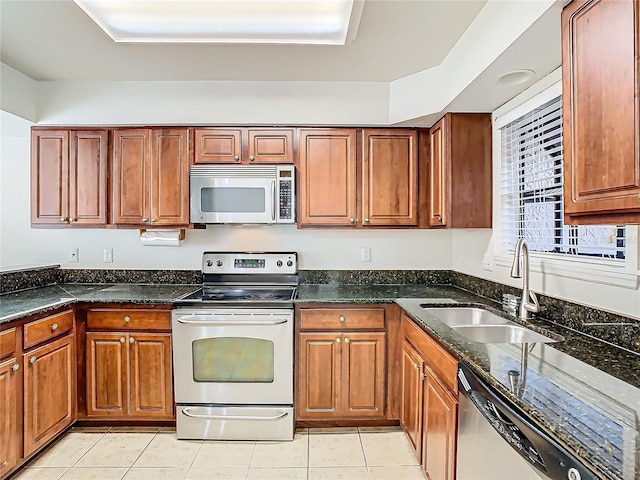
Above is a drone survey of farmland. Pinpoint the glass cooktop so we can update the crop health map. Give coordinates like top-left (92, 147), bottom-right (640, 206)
top-left (178, 286), bottom-right (297, 304)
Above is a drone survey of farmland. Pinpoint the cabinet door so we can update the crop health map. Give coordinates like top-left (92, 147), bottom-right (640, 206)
top-left (112, 129), bottom-right (150, 225)
top-left (31, 130), bottom-right (69, 226)
top-left (298, 129), bottom-right (357, 226)
top-left (296, 333), bottom-right (342, 419)
top-left (86, 332), bottom-right (128, 417)
top-left (247, 129), bottom-right (294, 163)
top-left (150, 128), bottom-right (190, 226)
top-left (428, 119), bottom-right (447, 227)
top-left (194, 128), bottom-right (242, 164)
top-left (362, 130), bottom-right (418, 226)
top-left (23, 334), bottom-right (75, 458)
top-left (69, 130), bottom-right (108, 226)
top-left (400, 340), bottom-right (424, 461)
top-left (341, 332), bottom-right (386, 417)
top-left (422, 370), bottom-right (457, 480)
top-left (562, 0), bottom-right (640, 223)
top-left (0, 357), bottom-right (20, 478)
top-left (129, 333), bottom-right (173, 419)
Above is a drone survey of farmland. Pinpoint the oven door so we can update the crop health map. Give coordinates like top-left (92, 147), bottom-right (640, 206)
top-left (172, 308), bottom-right (293, 405)
top-left (190, 168), bottom-right (277, 224)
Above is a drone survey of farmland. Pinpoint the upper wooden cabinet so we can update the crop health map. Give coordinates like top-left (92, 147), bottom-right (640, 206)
top-left (427, 114), bottom-right (492, 228)
top-left (298, 129), bottom-right (418, 227)
top-left (562, 0), bottom-right (640, 224)
top-left (31, 129), bottom-right (108, 227)
top-left (111, 128), bottom-right (190, 227)
top-left (194, 128), bottom-right (294, 164)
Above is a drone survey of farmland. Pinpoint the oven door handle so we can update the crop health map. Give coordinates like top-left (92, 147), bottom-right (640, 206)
top-left (181, 408), bottom-right (289, 422)
top-left (176, 316), bottom-right (288, 326)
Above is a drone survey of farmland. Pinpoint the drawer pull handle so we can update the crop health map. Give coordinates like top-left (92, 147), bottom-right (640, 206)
top-left (51, 323), bottom-right (58, 331)
top-left (339, 315), bottom-right (345, 322)
top-left (30, 356), bottom-right (37, 364)
top-left (124, 316), bottom-right (131, 323)
top-left (120, 337), bottom-right (126, 343)
top-left (335, 337), bottom-right (341, 343)
top-left (130, 337), bottom-right (135, 344)
top-left (12, 364), bottom-right (19, 372)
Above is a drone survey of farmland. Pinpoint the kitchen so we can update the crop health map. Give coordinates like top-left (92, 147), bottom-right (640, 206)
top-left (1, 0), bottom-right (639, 480)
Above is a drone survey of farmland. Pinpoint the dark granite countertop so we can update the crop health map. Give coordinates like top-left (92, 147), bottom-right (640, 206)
top-left (295, 284), bottom-right (474, 303)
top-left (0, 284), bottom-right (200, 324)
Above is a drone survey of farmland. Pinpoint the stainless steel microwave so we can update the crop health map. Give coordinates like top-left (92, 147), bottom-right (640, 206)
top-left (190, 165), bottom-right (295, 224)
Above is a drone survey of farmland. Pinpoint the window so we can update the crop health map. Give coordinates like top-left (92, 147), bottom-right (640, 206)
top-left (500, 95), bottom-right (626, 261)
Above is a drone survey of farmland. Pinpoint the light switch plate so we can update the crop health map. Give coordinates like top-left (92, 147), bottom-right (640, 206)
top-left (103, 248), bottom-right (113, 263)
top-left (68, 248), bottom-right (79, 263)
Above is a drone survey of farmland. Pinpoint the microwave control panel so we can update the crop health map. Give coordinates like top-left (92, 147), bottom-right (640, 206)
top-left (278, 167), bottom-right (295, 222)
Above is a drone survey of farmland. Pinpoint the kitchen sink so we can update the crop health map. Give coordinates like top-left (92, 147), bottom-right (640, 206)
top-left (451, 324), bottom-right (557, 344)
top-left (420, 307), bottom-right (511, 327)
top-left (420, 306), bottom-right (557, 344)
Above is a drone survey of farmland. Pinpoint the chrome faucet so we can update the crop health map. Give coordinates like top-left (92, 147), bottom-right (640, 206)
top-left (510, 238), bottom-right (540, 320)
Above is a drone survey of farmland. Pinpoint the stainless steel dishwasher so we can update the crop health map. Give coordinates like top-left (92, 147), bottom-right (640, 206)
top-left (456, 363), bottom-right (599, 480)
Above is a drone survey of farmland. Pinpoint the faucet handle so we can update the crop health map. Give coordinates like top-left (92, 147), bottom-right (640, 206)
top-left (524, 290), bottom-right (540, 314)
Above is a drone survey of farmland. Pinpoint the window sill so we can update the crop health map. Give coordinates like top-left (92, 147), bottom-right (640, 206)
top-left (493, 254), bottom-right (639, 289)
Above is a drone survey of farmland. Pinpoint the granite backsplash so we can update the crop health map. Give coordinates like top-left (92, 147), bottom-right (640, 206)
top-left (2, 266), bottom-right (637, 353)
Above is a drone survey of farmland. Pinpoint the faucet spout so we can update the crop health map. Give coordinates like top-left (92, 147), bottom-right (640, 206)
top-left (510, 238), bottom-right (540, 321)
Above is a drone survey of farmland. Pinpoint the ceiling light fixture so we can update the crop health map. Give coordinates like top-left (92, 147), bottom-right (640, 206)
top-left (73, 0), bottom-right (365, 45)
top-left (497, 69), bottom-right (536, 86)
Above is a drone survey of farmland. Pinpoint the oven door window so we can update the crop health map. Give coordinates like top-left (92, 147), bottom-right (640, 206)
top-left (192, 337), bottom-right (274, 383)
top-left (200, 187), bottom-right (266, 213)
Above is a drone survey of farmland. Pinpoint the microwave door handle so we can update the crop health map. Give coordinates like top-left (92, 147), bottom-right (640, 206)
top-left (271, 180), bottom-right (276, 221)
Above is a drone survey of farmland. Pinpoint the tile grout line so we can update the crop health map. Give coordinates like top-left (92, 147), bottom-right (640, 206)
top-left (357, 429), bottom-right (373, 480)
top-left (117, 428), bottom-right (160, 480)
top-left (63, 427), bottom-right (111, 474)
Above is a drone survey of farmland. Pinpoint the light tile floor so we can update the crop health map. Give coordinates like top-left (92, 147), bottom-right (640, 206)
top-left (14, 426), bottom-right (425, 480)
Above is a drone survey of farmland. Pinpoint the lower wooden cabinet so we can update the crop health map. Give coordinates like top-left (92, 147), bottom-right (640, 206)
top-left (296, 306), bottom-right (387, 421)
top-left (422, 368), bottom-right (457, 480)
top-left (401, 314), bottom-right (458, 480)
top-left (400, 340), bottom-right (424, 460)
top-left (23, 332), bottom-right (76, 457)
top-left (86, 331), bottom-right (173, 419)
top-left (0, 356), bottom-right (20, 478)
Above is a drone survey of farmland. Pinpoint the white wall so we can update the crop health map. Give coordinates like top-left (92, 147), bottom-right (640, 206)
top-left (0, 64), bottom-right (37, 122)
top-left (0, 110), bottom-right (452, 271)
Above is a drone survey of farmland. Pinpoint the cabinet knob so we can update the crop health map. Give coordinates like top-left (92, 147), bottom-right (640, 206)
top-left (142, 217), bottom-right (148, 223)
top-left (50, 323), bottom-right (58, 331)
top-left (12, 364), bottom-right (19, 372)
top-left (335, 337), bottom-right (341, 343)
top-left (120, 337), bottom-right (126, 343)
top-left (124, 316), bottom-right (131, 323)
top-left (339, 315), bottom-right (345, 322)
top-left (436, 214), bottom-right (442, 220)
top-left (30, 356), bottom-right (37, 364)
top-left (344, 337), bottom-right (350, 344)
top-left (364, 217), bottom-right (370, 223)
top-left (249, 155), bottom-right (255, 161)
top-left (69, 218), bottom-right (74, 223)
top-left (413, 363), bottom-right (419, 370)
top-left (420, 372), bottom-right (426, 380)
top-left (60, 217), bottom-right (67, 222)
top-left (349, 217), bottom-right (355, 224)
top-left (234, 155), bottom-right (240, 161)
top-left (129, 337), bottom-right (135, 344)
top-left (151, 218), bottom-right (157, 223)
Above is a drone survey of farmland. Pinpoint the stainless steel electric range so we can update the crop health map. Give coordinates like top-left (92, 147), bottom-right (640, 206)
top-left (172, 252), bottom-right (297, 441)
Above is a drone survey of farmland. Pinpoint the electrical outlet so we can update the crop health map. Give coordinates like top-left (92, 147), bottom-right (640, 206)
top-left (361, 247), bottom-right (371, 263)
top-left (68, 248), bottom-right (79, 263)
top-left (482, 252), bottom-right (493, 271)
top-left (103, 248), bottom-right (113, 263)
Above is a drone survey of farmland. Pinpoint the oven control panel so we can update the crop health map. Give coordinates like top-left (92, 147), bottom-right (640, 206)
top-left (202, 252), bottom-right (297, 274)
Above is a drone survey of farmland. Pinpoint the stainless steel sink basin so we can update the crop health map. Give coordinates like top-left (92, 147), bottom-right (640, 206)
top-left (451, 324), bottom-right (557, 344)
top-left (420, 307), bottom-right (511, 327)
top-left (420, 306), bottom-right (558, 344)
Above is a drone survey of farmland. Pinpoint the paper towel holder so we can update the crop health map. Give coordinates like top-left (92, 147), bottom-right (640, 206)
top-left (139, 228), bottom-right (186, 241)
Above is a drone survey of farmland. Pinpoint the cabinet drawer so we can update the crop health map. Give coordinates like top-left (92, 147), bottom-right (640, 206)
top-left (87, 309), bottom-right (171, 331)
top-left (0, 327), bottom-right (17, 359)
top-left (299, 308), bottom-right (385, 330)
top-left (24, 310), bottom-right (74, 350)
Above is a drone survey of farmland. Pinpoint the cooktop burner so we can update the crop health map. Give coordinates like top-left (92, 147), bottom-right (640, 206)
top-left (201, 287), bottom-right (296, 302)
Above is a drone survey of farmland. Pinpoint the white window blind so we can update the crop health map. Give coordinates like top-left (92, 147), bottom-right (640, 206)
top-left (500, 95), bottom-right (626, 260)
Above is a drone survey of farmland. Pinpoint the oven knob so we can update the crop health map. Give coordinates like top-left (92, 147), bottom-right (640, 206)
top-left (287, 260), bottom-right (293, 267)
top-left (216, 260), bottom-right (223, 267)
top-left (277, 260), bottom-right (283, 267)
top-left (206, 260), bottom-right (213, 267)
